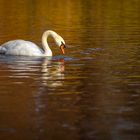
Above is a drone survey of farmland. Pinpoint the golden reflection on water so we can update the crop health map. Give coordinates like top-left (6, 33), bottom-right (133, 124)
top-left (0, 0), bottom-right (140, 140)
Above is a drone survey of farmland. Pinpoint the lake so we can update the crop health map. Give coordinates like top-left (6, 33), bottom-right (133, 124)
top-left (0, 0), bottom-right (140, 140)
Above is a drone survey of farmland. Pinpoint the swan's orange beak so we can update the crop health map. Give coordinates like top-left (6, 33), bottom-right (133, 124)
top-left (60, 44), bottom-right (66, 54)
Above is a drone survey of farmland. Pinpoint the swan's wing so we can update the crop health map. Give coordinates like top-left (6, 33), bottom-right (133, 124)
top-left (0, 40), bottom-right (44, 56)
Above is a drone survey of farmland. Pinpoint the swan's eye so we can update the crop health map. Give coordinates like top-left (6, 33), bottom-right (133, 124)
top-left (61, 42), bottom-right (66, 48)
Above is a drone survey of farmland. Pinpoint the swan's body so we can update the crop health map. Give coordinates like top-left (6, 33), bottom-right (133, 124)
top-left (0, 30), bottom-right (66, 56)
top-left (0, 40), bottom-right (44, 56)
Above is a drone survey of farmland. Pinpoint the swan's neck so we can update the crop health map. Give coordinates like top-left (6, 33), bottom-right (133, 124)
top-left (42, 31), bottom-right (55, 56)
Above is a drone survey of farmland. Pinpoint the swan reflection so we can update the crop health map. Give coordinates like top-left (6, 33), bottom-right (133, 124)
top-left (1, 55), bottom-right (65, 88)
top-left (41, 58), bottom-right (65, 87)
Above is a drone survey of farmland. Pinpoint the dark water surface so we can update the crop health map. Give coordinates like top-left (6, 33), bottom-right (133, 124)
top-left (0, 0), bottom-right (140, 140)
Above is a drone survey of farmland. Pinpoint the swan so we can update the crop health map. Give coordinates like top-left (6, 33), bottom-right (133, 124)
top-left (0, 30), bottom-right (66, 56)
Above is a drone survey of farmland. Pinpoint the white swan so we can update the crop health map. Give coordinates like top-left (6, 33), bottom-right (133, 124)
top-left (0, 30), bottom-right (66, 56)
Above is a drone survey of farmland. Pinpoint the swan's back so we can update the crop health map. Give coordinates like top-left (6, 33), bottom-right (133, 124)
top-left (0, 40), bottom-right (44, 56)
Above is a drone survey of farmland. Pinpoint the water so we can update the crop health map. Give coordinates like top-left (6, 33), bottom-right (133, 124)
top-left (0, 0), bottom-right (140, 140)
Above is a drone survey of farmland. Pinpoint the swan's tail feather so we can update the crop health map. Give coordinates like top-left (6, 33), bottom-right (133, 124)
top-left (0, 46), bottom-right (6, 54)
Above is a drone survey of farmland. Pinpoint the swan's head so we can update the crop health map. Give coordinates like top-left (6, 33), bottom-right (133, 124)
top-left (47, 30), bottom-right (66, 54)
top-left (43, 30), bottom-right (66, 55)
top-left (54, 33), bottom-right (66, 55)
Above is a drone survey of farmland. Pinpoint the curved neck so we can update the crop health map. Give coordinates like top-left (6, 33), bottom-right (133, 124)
top-left (42, 30), bottom-right (56, 56)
